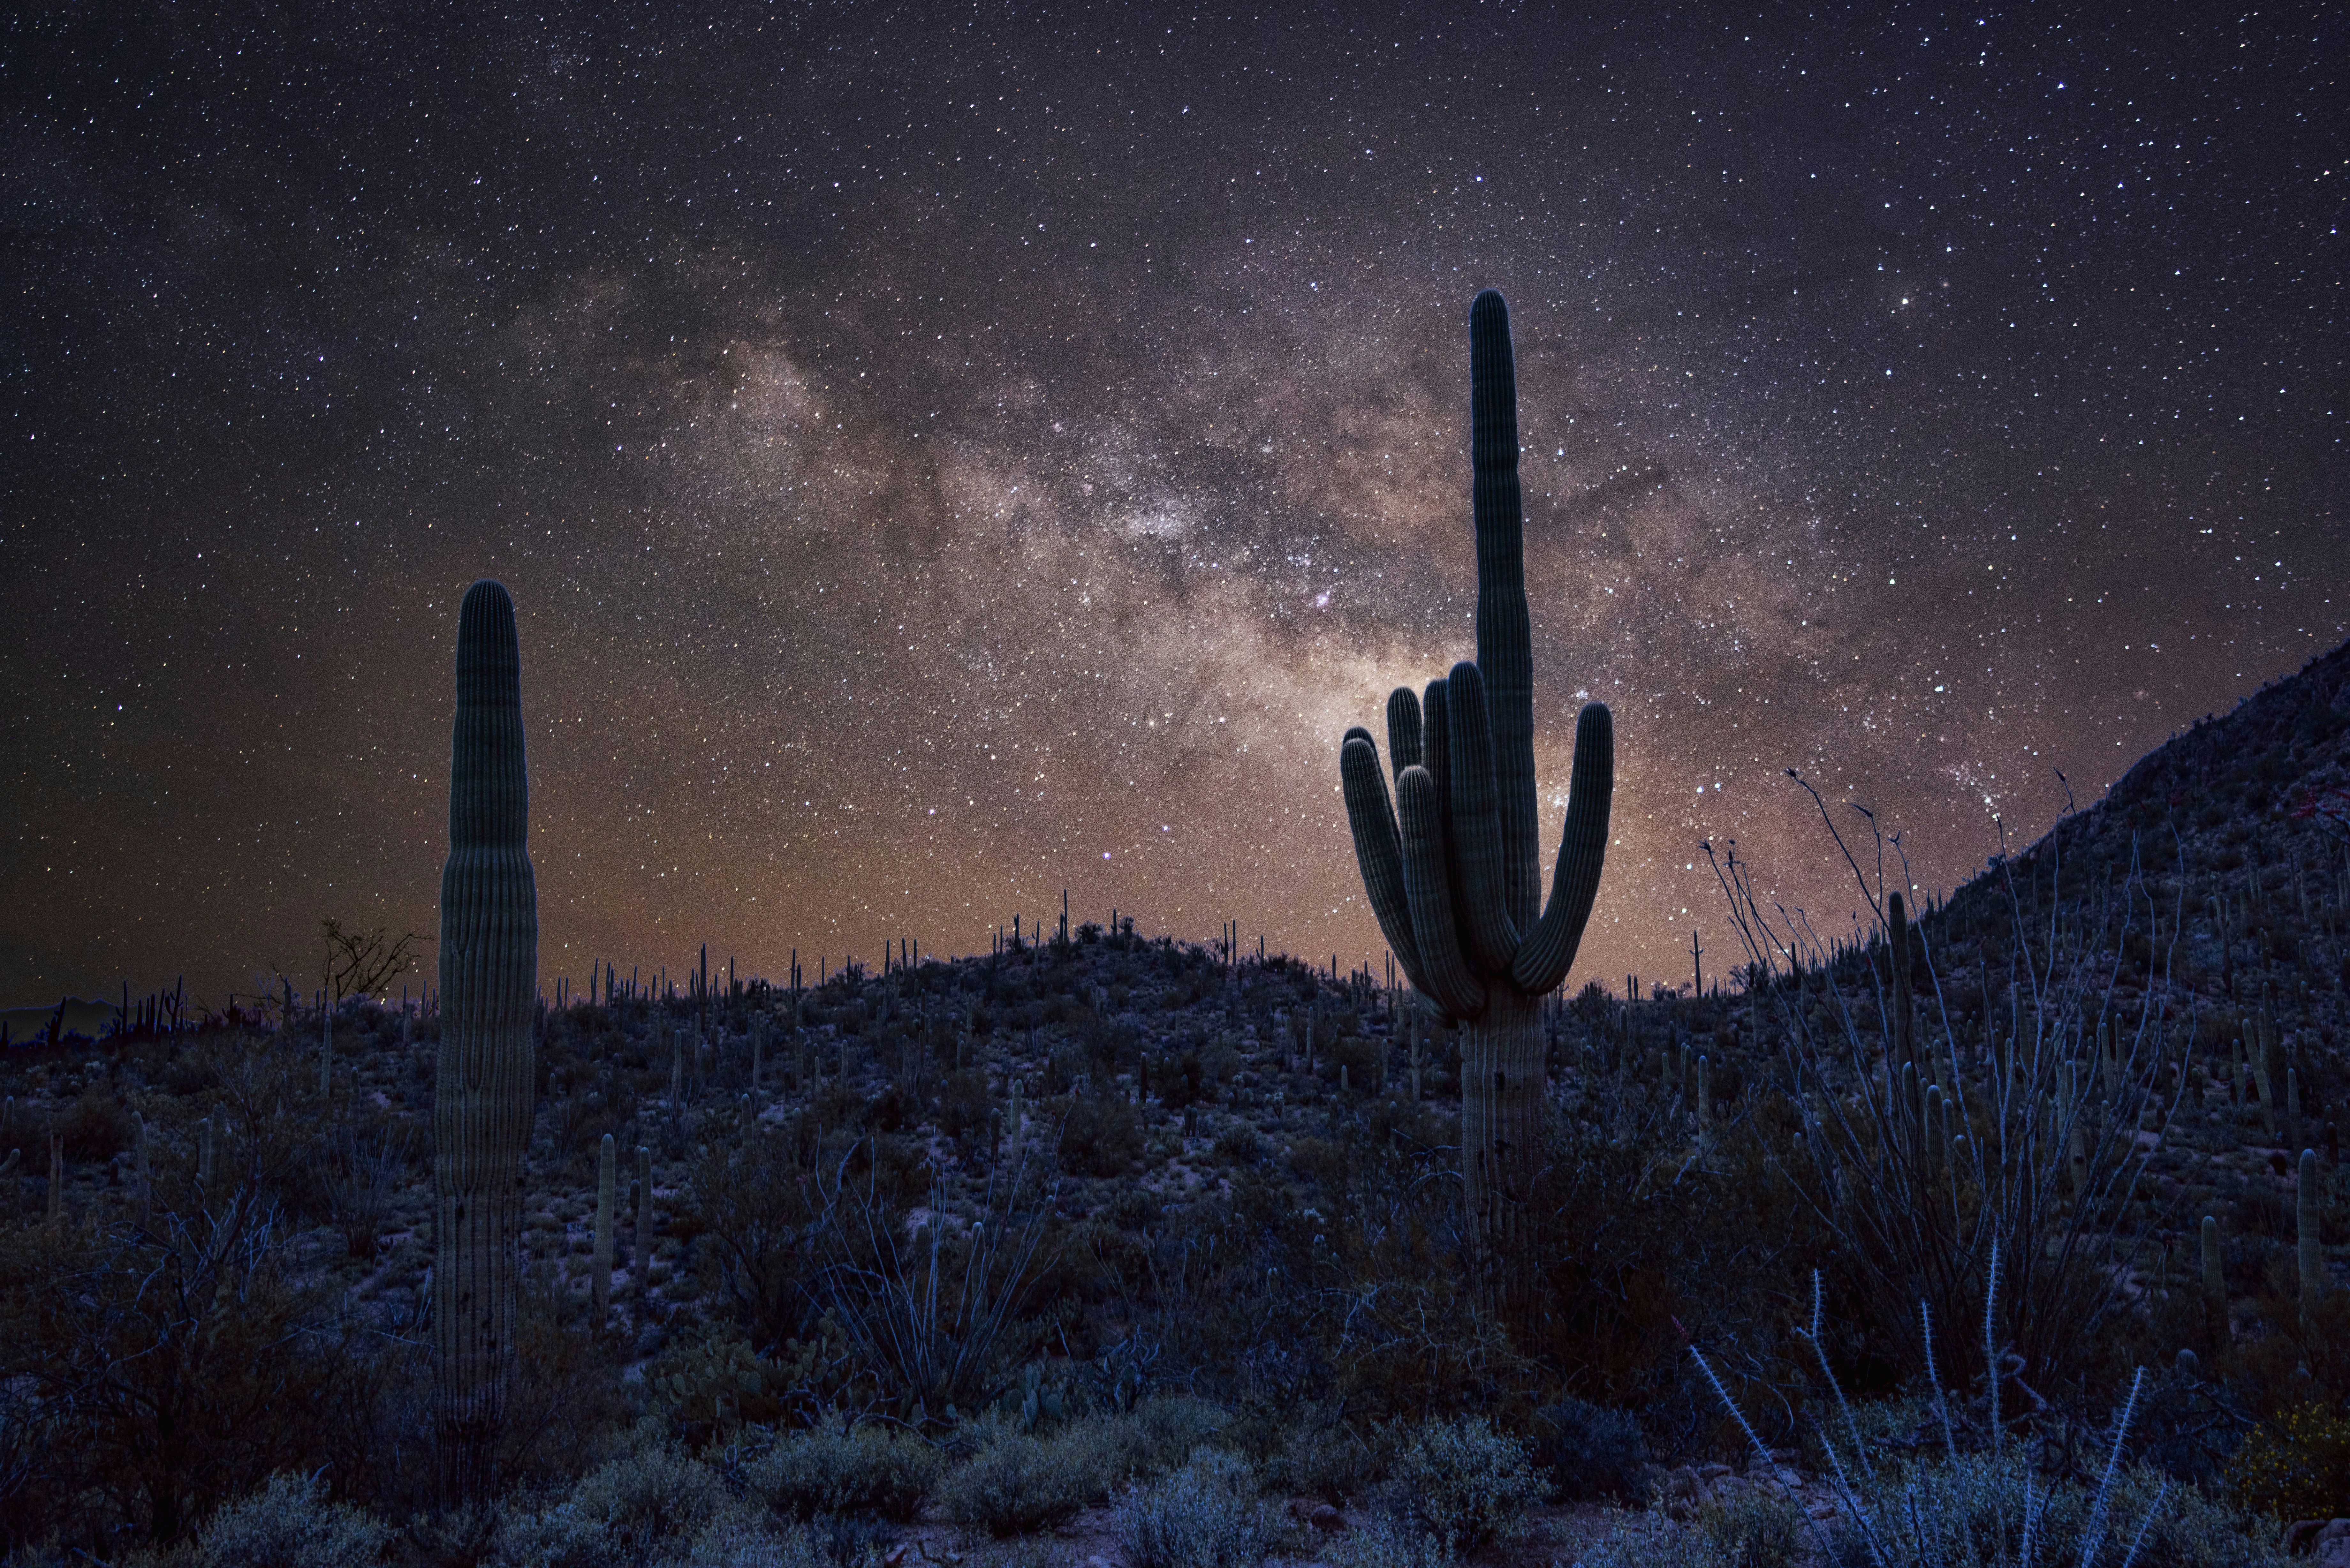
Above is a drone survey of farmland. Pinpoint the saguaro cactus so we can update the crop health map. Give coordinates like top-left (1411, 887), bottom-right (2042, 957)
top-left (433, 579), bottom-right (539, 1503)
top-left (1889, 893), bottom-right (1915, 1075)
top-left (2200, 1213), bottom-right (2228, 1347)
top-left (636, 1143), bottom-right (654, 1264)
top-left (2301, 1148), bottom-right (2329, 1319)
top-left (1340, 290), bottom-right (1614, 1252)
top-left (593, 1133), bottom-right (616, 1326)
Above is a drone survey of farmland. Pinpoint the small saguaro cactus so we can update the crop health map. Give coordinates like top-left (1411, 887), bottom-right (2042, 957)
top-left (1341, 290), bottom-right (1615, 1255)
top-left (432, 579), bottom-right (540, 1504)
top-left (636, 1143), bottom-right (654, 1264)
top-left (2201, 1214), bottom-right (2228, 1347)
top-left (2301, 1149), bottom-right (2329, 1318)
top-left (593, 1132), bottom-right (616, 1325)
top-left (1889, 892), bottom-right (1916, 1076)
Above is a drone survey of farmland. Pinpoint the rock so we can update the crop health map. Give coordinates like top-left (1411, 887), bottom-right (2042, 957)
top-left (1659, 1466), bottom-right (1710, 1519)
top-left (2311, 1519), bottom-right (2350, 1568)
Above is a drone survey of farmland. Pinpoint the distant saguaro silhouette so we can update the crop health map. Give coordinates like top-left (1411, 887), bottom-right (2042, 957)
top-left (1339, 290), bottom-right (1614, 1262)
top-left (433, 578), bottom-right (538, 1504)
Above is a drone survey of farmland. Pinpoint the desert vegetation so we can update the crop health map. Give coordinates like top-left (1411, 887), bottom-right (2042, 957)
top-left (0, 297), bottom-right (2343, 1567)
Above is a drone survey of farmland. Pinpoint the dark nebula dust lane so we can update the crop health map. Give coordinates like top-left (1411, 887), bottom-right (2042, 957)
top-left (2, 4), bottom-right (2340, 1007)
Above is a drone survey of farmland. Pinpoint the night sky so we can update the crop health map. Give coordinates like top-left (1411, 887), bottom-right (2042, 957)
top-left (4, 4), bottom-right (2341, 1011)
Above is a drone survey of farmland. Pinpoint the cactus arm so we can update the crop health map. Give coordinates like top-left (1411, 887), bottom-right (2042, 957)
top-left (1510, 702), bottom-right (1614, 995)
top-left (1397, 766), bottom-right (1487, 1019)
top-left (1468, 289), bottom-right (1541, 934)
top-left (1421, 678), bottom-right (1452, 824)
top-left (1386, 686), bottom-right (1423, 775)
top-left (1341, 735), bottom-right (1426, 988)
top-left (1443, 660), bottom-right (1520, 977)
top-left (1422, 678), bottom-right (1466, 939)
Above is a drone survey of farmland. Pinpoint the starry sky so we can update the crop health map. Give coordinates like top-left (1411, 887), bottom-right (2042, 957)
top-left (4, 3), bottom-right (2342, 1010)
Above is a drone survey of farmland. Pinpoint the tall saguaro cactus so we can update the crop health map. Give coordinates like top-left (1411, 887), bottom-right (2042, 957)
top-left (1340, 290), bottom-right (1614, 1255)
top-left (433, 579), bottom-right (539, 1504)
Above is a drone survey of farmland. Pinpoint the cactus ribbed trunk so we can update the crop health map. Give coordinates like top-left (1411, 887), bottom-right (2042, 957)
top-left (1461, 991), bottom-right (1543, 1247)
top-left (433, 579), bottom-right (538, 1506)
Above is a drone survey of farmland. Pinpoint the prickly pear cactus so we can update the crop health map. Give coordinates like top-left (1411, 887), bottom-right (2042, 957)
top-left (656, 1336), bottom-right (789, 1441)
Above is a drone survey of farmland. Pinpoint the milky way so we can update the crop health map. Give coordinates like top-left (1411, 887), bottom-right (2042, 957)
top-left (4, 4), bottom-right (2341, 1008)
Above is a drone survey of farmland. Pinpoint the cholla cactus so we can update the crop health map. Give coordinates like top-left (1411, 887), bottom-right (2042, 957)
top-left (1339, 290), bottom-right (1614, 1251)
top-left (432, 579), bottom-right (539, 1503)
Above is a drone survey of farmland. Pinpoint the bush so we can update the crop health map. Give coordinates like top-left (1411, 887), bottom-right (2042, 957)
top-left (1552, 1487), bottom-right (1805, 1568)
top-left (1265, 1409), bottom-right (1376, 1504)
top-left (1530, 1396), bottom-right (1648, 1500)
top-left (744, 1422), bottom-right (944, 1522)
top-left (935, 1413), bottom-right (1155, 1535)
top-left (2225, 1401), bottom-right (2350, 1524)
top-left (181, 1472), bottom-right (389, 1568)
top-left (1383, 1416), bottom-right (1549, 1554)
top-left (554, 1515), bottom-right (887, 1568)
top-left (1059, 1094), bottom-right (1145, 1177)
top-left (935, 1429), bottom-right (1095, 1536)
top-left (1815, 1449), bottom-right (2294, 1568)
top-left (1113, 1448), bottom-right (1282, 1568)
top-left (1130, 1395), bottom-right (1234, 1472)
top-left (1211, 1122), bottom-right (1259, 1166)
top-left (1322, 1513), bottom-right (1452, 1568)
top-left (494, 1444), bottom-right (742, 1568)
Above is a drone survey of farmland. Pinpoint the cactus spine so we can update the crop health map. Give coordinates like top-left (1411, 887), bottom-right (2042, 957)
top-left (593, 1132), bottom-right (615, 1325)
top-left (1340, 290), bottom-right (1614, 1258)
top-left (432, 579), bottom-right (539, 1503)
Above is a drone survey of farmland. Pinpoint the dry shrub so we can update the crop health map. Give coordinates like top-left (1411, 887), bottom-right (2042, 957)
top-left (1111, 1448), bottom-right (1281, 1568)
top-left (0, 1184), bottom-right (370, 1549)
top-left (176, 1471), bottom-right (390, 1568)
top-left (935, 1410), bottom-right (1166, 1535)
top-left (742, 1421), bottom-right (943, 1522)
top-left (2224, 1401), bottom-right (2350, 1524)
top-left (1380, 1415), bottom-right (1549, 1555)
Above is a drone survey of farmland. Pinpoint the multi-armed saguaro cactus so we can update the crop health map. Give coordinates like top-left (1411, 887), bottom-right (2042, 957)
top-left (433, 579), bottom-right (539, 1503)
top-left (1341, 290), bottom-right (1614, 1253)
